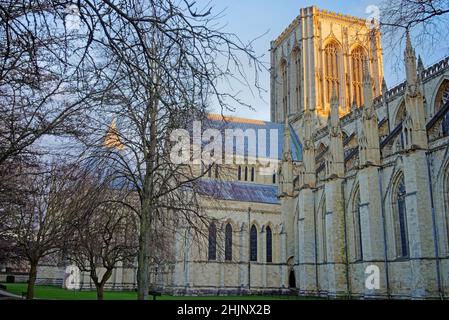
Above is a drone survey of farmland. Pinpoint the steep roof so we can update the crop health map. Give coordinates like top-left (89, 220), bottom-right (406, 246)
top-left (204, 114), bottom-right (302, 162)
top-left (196, 179), bottom-right (279, 205)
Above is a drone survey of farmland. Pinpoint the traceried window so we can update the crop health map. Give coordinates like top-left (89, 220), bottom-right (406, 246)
top-left (208, 222), bottom-right (217, 261)
top-left (225, 223), bottom-right (232, 261)
top-left (353, 188), bottom-right (363, 261)
top-left (293, 48), bottom-right (301, 112)
top-left (266, 226), bottom-right (273, 263)
top-left (393, 175), bottom-right (409, 258)
top-left (444, 169), bottom-right (449, 250)
top-left (435, 81), bottom-right (449, 135)
top-left (281, 59), bottom-right (288, 118)
top-left (324, 41), bottom-right (341, 104)
top-left (250, 225), bottom-right (258, 262)
top-left (351, 47), bottom-right (366, 107)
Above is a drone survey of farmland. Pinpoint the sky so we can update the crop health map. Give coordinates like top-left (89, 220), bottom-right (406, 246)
top-left (196, 0), bottom-right (449, 121)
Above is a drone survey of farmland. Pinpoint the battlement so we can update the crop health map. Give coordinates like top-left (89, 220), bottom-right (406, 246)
top-left (273, 6), bottom-right (369, 47)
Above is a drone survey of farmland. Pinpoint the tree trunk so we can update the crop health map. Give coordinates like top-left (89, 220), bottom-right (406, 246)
top-left (26, 261), bottom-right (38, 300)
top-left (96, 268), bottom-right (113, 300)
top-left (96, 283), bottom-right (105, 300)
top-left (137, 101), bottom-right (158, 300)
top-left (137, 204), bottom-right (151, 300)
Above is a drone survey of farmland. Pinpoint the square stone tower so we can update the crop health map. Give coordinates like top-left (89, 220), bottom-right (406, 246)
top-left (270, 6), bottom-right (384, 126)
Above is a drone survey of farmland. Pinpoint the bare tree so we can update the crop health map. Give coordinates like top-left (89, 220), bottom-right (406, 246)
top-left (0, 153), bottom-right (38, 265)
top-left (2, 163), bottom-right (87, 299)
top-left (0, 1), bottom-right (109, 165)
top-left (69, 189), bottom-right (138, 300)
top-left (380, 0), bottom-right (449, 62)
top-left (70, 0), bottom-right (264, 300)
top-left (1, 0), bottom-right (264, 300)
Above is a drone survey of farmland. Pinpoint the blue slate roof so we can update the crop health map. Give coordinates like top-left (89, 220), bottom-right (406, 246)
top-left (195, 179), bottom-right (280, 205)
top-left (196, 115), bottom-right (303, 162)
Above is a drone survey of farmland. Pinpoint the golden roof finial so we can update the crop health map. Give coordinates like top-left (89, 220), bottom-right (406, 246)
top-left (104, 118), bottom-right (124, 150)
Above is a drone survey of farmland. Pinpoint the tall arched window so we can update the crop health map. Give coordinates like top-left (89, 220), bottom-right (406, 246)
top-left (320, 200), bottom-right (327, 262)
top-left (251, 167), bottom-right (255, 182)
top-left (225, 223), bottom-right (232, 261)
top-left (435, 81), bottom-right (449, 135)
top-left (281, 59), bottom-right (288, 118)
top-left (353, 188), bottom-right (363, 261)
top-left (250, 225), bottom-right (257, 262)
top-left (238, 165), bottom-right (242, 180)
top-left (444, 169), bottom-right (449, 249)
top-left (324, 41), bottom-right (341, 104)
top-left (244, 166), bottom-right (248, 181)
top-left (393, 175), bottom-right (409, 258)
top-left (215, 165), bottom-right (219, 179)
top-left (266, 226), bottom-right (272, 263)
top-left (208, 222), bottom-right (217, 261)
top-left (272, 173), bottom-right (276, 184)
top-left (394, 102), bottom-right (406, 151)
top-left (351, 47), bottom-right (365, 107)
top-left (293, 48), bottom-right (301, 112)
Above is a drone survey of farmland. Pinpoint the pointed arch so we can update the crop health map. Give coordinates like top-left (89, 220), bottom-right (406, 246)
top-left (351, 185), bottom-right (363, 261)
top-left (292, 46), bottom-right (302, 113)
top-left (433, 78), bottom-right (449, 135)
top-left (431, 76), bottom-right (449, 115)
top-left (350, 46), bottom-right (367, 107)
top-left (250, 224), bottom-right (258, 262)
top-left (324, 40), bottom-right (341, 105)
top-left (393, 100), bottom-right (406, 127)
top-left (317, 142), bottom-right (327, 157)
top-left (225, 223), bottom-right (233, 261)
top-left (266, 225), bottom-right (273, 263)
top-left (393, 101), bottom-right (406, 151)
top-left (391, 172), bottom-right (409, 258)
top-left (281, 57), bottom-right (289, 116)
top-left (208, 222), bottom-right (217, 261)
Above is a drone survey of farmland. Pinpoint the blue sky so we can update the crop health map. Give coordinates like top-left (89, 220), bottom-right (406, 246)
top-left (197, 0), bottom-right (449, 121)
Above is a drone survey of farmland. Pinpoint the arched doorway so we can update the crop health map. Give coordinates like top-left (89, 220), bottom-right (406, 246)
top-left (287, 256), bottom-right (296, 289)
top-left (288, 269), bottom-right (296, 288)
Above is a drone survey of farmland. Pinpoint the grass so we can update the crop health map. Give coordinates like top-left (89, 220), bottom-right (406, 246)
top-left (1, 283), bottom-right (314, 300)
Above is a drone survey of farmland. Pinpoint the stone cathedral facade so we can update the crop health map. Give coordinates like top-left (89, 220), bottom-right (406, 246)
top-left (265, 6), bottom-right (449, 299)
top-left (168, 6), bottom-right (449, 299)
top-left (32, 6), bottom-right (449, 299)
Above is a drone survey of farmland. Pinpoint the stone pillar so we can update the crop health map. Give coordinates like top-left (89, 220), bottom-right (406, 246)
top-left (280, 196), bottom-right (295, 259)
top-left (280, 228), bottom-right (288, 288)
top-left (324, 178), bottom-right (348, 296)
top-left (358, 166), bottom-right (388, 297)
top-left (297, 187), bottom-right (318, 294)
top-left (403, 151), bottom-right (437, 298)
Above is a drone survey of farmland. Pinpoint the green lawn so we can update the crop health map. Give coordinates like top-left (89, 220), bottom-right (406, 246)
top-left (1, 283), bottom-right (313, 300)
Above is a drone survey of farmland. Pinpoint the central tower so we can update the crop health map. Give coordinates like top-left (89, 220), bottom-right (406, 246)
top-left (270, 6), bottom-right (384, 126)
